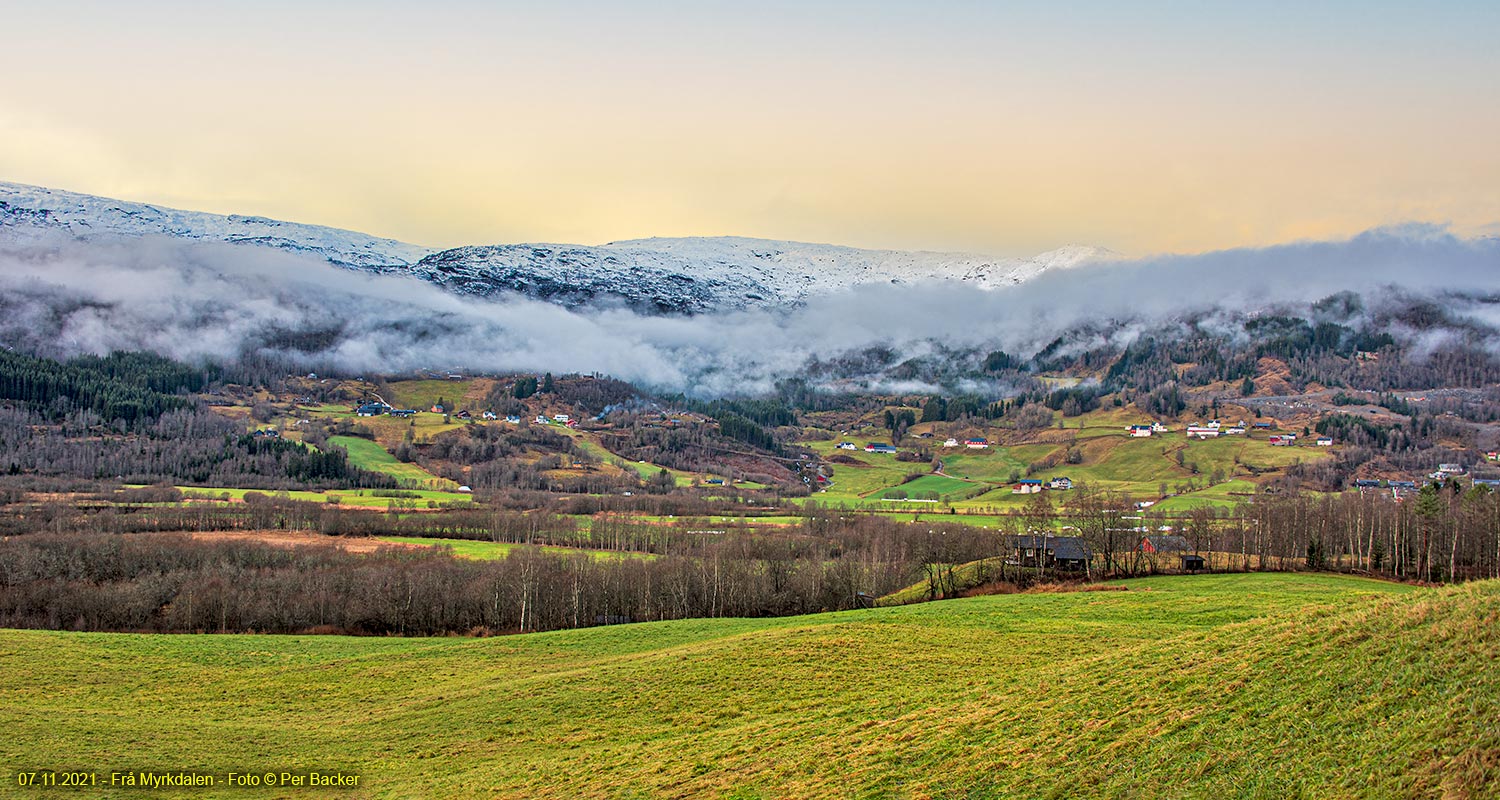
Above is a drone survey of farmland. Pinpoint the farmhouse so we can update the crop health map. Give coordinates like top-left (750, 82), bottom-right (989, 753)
top-left (505, 415), bottom-right (521, 424)
top-left (1185, 425), bottom-right (1219, 438)
top-left (1139, 535), bottom-right (1191, 554)
top-left (965, 437), bottom-right (989, 449)
top-left (553, 414), bottom-right (571, 423)
top-left (1316, 436), bottom-right (1333, 446)
top-left (1224, 426), bottom-right (1246, 435)
top-left (1011, 479), bottom-right (1044, 494)
top-left (1151, 422), bottom-right (1169, 433)
top-left (482, 411), bottom-right (497, 420)
top-left (865, 443), bottom-right (899, 454)
top-left (838, 442), bottom-right (858, 450)
top-left (390, 409), bottom-right (417, 418)
top-left (1127, 425), bottom-right (1153, 437)
top-left (1432, 463), bottom-right (1467, 479)
top-left (943, 438), bottom-right (959, 447)
top-left (1007, 535), bottom-right (1093, 571)
top-left (1047, 476), bottom-right (1073, 490)
top-left (356, 402), bottom-right (390, 417)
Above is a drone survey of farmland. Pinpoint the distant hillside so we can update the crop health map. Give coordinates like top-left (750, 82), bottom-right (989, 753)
top-left (3, 573), bottom-right (1495, 798)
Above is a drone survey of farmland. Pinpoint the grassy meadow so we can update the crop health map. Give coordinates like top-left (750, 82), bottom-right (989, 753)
top-left (327, 435), bottom-right (455, 488)
top-left (378, 536), bottom-right (657, 562)
top-left (175, 485), bottom-right (473, 509)
top-left (4, 573), bottom-right (1496, 799)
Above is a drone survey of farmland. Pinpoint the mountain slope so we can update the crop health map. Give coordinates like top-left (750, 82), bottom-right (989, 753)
top-left (1, 181), bottom-right (1115, 313)
top-left (4, 574), bottom-right (1494, 798)
top-left (0, 181), bottom-right (433, 270)
top-left (410, 236), bottom-right (1115, 313)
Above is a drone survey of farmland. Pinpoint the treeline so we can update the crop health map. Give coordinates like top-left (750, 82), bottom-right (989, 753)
top-left (1053, 482), bottom-right (1500, 583)
top-left (0, 408), bottom-right (395, 490)
top-left (600, 420), bottom-right (794, 485)
top-left (0, 349), bottom-right (215, 425)
top-left (0, 512), bottom-right (1000, 635)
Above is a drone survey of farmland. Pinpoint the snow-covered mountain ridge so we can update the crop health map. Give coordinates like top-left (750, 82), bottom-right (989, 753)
top-left (0, 181), bottom-right (1116, 313)
top-left (0, 181), bottom-right (433, 270)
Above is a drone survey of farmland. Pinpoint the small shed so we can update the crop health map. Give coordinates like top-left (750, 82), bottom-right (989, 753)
top-left (1180, 553), bottom-right (1206, 571)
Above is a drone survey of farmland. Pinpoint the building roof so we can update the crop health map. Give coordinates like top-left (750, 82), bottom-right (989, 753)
top-left (1141, 535), bottom-right (1191, 552)
top-left (1012, 535), bottom-right (1093, 561)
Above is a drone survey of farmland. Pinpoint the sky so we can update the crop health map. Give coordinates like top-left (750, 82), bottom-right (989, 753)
top-left (2, 0), bottom-right (1498, 256)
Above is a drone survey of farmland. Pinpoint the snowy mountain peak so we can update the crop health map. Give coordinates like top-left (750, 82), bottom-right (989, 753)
top-left (1, 181), bottom-right (1116, 314)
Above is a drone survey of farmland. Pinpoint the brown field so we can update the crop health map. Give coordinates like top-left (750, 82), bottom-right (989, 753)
top-left (186, 529), bottom-right (418, 554)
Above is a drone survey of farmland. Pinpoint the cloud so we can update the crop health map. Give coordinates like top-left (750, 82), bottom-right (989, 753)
top-left (0, 225), bottom-right (1497, 396)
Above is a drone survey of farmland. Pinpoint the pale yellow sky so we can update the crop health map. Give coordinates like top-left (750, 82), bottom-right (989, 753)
top-left (2, 1), bottom-right (1497, 256)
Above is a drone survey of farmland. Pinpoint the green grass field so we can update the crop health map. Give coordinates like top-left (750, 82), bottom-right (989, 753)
top-left (385, 379), bottom-right (482, 413)
top-left (378, 537), bottom-right (656, 561)
top-left (883, 473), bottom-right (976, 498)
top-left (175, 486), bottom-right (473, 509)
top-left (327, 436), bottom-right (455, 488)
top-left (4, 573), bottom-right (1495, 798)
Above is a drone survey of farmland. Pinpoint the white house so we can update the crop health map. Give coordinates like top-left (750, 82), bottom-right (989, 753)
top-left (943, 438), bottom-right (959, 448)
top-left (553, 414), bottom-right (571, 423)
top-left (1151, 422), bottom-right (1169, 433)
top-left (965, 437), bottom-right (989, 449)
top-left (1316, 437), bottom-right (1333, 446)
top-left (1128, 425), bottom-right (1153, 437)
top-left (1185, 425), bottom-right (1220, 438)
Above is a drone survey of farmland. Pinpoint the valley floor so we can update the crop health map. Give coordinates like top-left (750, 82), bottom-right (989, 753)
top-left (2, 573), bottom-right (1496, 799)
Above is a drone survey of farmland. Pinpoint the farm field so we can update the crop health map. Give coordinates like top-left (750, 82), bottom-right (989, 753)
top-left (1152, 479), bottom-right (1262, 512)
top-left (174, 485), bottom-right (473, 509)
top-left (807, 408), bottom-right (1336, 513)
top-left (4, 574), bottom-right (1495, 799)
top-left (377, 536), bottom-right (657, 561)
top-left (327, 435), bottom-right (454, 488)
top-left (384, 378), bottom-right (495, 413)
